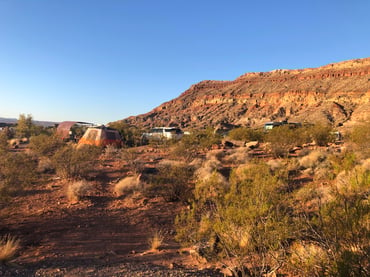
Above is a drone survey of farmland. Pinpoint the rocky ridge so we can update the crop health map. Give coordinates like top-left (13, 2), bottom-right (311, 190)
top-left (121, 58), bottom-right (370, 129)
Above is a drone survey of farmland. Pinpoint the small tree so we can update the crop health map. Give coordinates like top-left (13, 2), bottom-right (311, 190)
top-left (228, 127), bottom-right (264, 142)
top-left (15, 114), bottom-right (34, 139)
top-left (266, 126), bottom-right (307, 157)
top-left (108, 121), bottom-right (145, 147)
top-left (306, 123), bottom-right (334, 146)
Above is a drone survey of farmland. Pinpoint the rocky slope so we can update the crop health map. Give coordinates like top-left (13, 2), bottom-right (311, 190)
top-left (121, 58), bottom-right (370, 130)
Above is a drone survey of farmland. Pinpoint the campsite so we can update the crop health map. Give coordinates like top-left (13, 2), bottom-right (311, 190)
top-left (0, 116), bottom-right (369, 276)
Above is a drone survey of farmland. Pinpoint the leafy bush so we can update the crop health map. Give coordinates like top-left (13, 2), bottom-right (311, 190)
top-left (146, 163), bottom-right (195, 202)
top-left (14, 113), bottom-right (44, 138)
top-left (0, 131), bottom-right (8, 151)
top-left (295, 165), bottom-right (369, 276)
top-left (120, 148), bottom-right (143, 174)
top-left (0, 152), bottom-right (37, 199)
top-left (228, 127), bottom-right (264, 142)
top-left (176, 162), bottom-right (294, 276)
top-left (172, 128), bottom-right (222, 161)
top-left (306, 123), bottom-right (334, 146)
top-left (348, 121), bottom-right (370, 158)
top-left (52, 144), bottom-right (101, 179)
top-left (265, 125), bottom-right (307, 157)
top-left (29, 133), bottom-right (65, 157)
top-left (108, 121), bottom-right (145, 147)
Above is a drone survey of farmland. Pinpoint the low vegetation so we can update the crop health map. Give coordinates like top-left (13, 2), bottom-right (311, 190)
top-left (114, 174), bottom-right (142, 196)
top-left (0, 151), bottom-right (37, 200)
top-left (0, 235), bottom-right (20, 263)
top-left (172, 128), bottom-right (222, 161)
top-left (148, 229), bottom-right (164, 251)
top-left (0, 116), bottom-right (368, 275)
top-left (52, 144), bottom-right (101, 179)
top-left (66, 180), bottom-right (93, 203)
top-left (146, 162), bottom-right (195, 203)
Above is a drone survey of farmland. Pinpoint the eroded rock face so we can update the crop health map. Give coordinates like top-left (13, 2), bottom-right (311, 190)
top-left (120, 58), bottom-right (370, 129)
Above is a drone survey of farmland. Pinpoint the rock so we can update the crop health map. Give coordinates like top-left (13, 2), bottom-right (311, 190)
top-left (245, 141), bottom-right (259, 149)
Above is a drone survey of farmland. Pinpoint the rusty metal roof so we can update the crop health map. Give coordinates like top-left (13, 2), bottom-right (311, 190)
top-left (56, 121), bottom-right (94, 139)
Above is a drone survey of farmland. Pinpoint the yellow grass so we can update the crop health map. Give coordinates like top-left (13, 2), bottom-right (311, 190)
top-left (148, 230), bottom-right (164, 251)
top-left (114, 174), bottom-right (141, 196)
top-left (67, 180), bottom-right (92, 202)
top-left (0, 235), bottom-right (20, 263)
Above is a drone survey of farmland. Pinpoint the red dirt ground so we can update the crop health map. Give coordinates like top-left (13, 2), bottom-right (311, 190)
top-left (0, 147), bottom-right (223, 276)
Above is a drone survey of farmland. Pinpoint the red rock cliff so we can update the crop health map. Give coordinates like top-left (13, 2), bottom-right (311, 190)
top-left (120, 58), bottom-right (370, 129)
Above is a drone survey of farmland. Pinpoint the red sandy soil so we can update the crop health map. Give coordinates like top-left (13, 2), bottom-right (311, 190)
top-left (0, 147), bottom-right (223, 276)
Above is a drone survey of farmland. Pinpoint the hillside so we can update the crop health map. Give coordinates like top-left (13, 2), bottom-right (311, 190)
top-left (121, 58), bottom-right (370, 130)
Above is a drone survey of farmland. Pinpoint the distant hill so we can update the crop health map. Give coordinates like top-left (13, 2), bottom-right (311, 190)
top-left (119, 57), bottom-right (370, 130)
top-left (0, 117), bottom-right (58, 127)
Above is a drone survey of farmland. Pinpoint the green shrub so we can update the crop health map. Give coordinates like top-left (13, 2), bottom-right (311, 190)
top-left (120, 148), bottom-right (143, 174)
top-left (0, 131), bottom-right (8, 151)
top-left (52, 144), bottom-right (101, 179)
top-left (172, 128), bottom-right (222, 161)
top-left (15, 114), bottom-right (35, 139)
top-left (0, 152), bottom-right (37, 199)
top-left (228, 127), bottom-right (264, 142)
top-left (29, 133), bottom-right (65, 157)
top-left (295, 165), bottom-right (369, 276)
top-left (108, 121), bottom-right (145, 147)
top-left (146, 163), bottom-right (195, 202)
top-left (306, 123), bottom-right (334, 146)
top-left (348, 121), bottom-right (370, 158)
top-left (176, 162), bottom-right (294, 276)
top-left (265, 125), bottom-right (307, 157)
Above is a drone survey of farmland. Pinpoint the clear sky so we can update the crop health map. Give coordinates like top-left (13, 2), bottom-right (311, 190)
top-left (0, 0), bottom-right (369, 124)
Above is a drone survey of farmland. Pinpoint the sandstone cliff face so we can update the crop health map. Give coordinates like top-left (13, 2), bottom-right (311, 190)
top-left (121, 58), bottom-right (370, 130)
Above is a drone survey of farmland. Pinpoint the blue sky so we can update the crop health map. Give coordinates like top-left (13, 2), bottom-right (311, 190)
top-left (0, 0), bottom-right (369, 124)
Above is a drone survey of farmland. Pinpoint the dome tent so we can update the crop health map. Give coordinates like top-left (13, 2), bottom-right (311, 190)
top-left (78, 126), bottom-right (122, 147)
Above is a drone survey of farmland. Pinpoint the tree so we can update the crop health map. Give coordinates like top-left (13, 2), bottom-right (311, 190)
top-left (265, 125), bottom-right (307, 157)
top-left (15, 114), bottom-right (34, 139)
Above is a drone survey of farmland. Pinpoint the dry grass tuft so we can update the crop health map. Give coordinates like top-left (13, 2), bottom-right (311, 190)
top-left (67, 180), bottom-right (92, 203)
top-left (299, 150), bottom-right (326, 169)
top-left (0, 235), bottom-right (20, 263)
top-left (114, 174), bottom-right (142, 197)
top-left (194, 150), bottom-right (224, 182)
top-left (224, 147), bottom-right (250, 165)
top-left (148, 229), bottom-right (164, 251)
top-left (266, 159), bottom-right (283, 171)
top-left (289, 241), bottom-right (329, 275)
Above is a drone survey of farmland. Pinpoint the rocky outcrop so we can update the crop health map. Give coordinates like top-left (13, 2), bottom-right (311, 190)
top-left (120, 58), bottom-right (370, 130)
